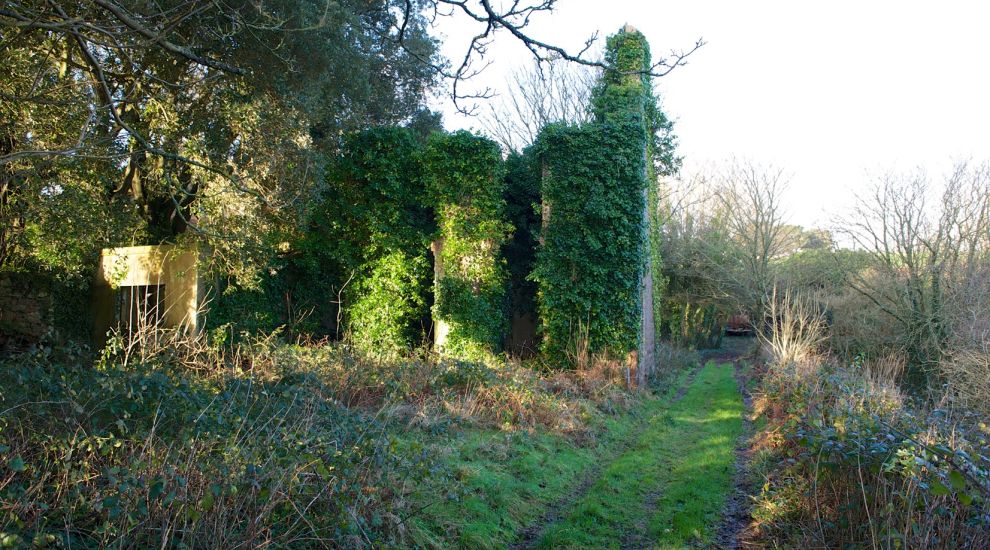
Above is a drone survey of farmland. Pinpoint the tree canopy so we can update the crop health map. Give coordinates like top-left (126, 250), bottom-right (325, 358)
top-left (2, 0), bottom-right (440, 280)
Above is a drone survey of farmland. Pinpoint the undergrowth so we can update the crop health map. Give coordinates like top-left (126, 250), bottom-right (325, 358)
top-left (747, 294), bottom-right (990, 549)
top-left (0, 331), bottom-right (652, 548)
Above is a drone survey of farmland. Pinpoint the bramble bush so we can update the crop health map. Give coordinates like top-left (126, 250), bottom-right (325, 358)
top-left (0, 341), bottom-right (433, 548)
top-left (749, 296), bottom-right (990, 548)
top-left (753, 360), bottom-right (990, 548)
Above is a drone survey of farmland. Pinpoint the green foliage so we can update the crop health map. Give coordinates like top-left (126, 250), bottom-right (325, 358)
top-left (533, 26), bottom-right (680, 364)
top-left (587, 28), bottom-right (680, 360)
top-left (424, 131), bottom-right (511, 358)
top-left (332, 127), bottom-right (435, 352)
top-left (208, 127), bottom-right (437, 348)
top-left (0, 344), bottom-right (435, 548)
top-left (590, 30), bottom-right (652, 126)
top-left (2, 0), bottom-right (440, 286)
top-left (348, 250), bottom-right (432, 351)
top-left (590, 28), bottom-right (681, 177)
top-left (533, 121), bottom-right (647, 359)
top-left (208, 126), bottom-right (511, 355)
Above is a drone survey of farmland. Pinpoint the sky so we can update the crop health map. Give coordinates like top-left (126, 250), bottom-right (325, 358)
top-left (430, 1), bottom-right (990, 229)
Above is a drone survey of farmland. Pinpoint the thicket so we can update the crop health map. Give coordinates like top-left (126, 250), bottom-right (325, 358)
top-left (749, 295), bottom-right (990, 548)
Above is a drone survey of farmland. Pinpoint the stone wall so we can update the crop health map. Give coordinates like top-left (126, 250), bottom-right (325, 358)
top-left (0, 275), bottom-right (53, 343)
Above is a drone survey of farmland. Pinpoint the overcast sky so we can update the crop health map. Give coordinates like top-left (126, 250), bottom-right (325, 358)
top-left (431, 1), bottom-right (990, 229)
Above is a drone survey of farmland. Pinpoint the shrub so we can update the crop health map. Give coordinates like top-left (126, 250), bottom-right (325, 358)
top-left (0, 343), bottom-right (431, 548)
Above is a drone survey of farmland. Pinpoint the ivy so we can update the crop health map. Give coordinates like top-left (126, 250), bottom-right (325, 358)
top-left (208, 128), bottom-right (512, 357)
top-left (590, 29), bottom-right (653, 126)
top-left (347, 250), bottom-right (431, 351)
top-left (423, 131), bottom-right (511, 359)
top-left (531, 26), bottom-right (672, 364)
top-left (333, 127), bottom-right (435, 352)
top-left (532, 121), bottom-right (648, 359)
top-left (210, 127), bottom-right (436, 349)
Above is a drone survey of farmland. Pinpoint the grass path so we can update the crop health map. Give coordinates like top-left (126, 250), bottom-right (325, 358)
top-left (534, 362), bottom-right (745, 549)
top-left (405, 361), bottom-right (745, 549)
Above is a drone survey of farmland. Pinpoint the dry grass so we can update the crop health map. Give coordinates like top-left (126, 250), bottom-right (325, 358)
top-left (943, 344), bottom-right (990, 417)
top-left (759, 289), bottom-right (828, 379)
top-left (826, 282), bottom-right (902, 360)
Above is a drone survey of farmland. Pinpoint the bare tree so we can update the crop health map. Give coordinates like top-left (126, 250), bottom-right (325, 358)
top-left (716, 160), bottom-right (793, 328)
top-left (837, 161), bottom-right (990, 381)
top-left (657, 161), bottom-right (793, 340)
top-left (394, 1), bottom-right (704, 113)
top-left (480, 57), bottom-right (599, 152)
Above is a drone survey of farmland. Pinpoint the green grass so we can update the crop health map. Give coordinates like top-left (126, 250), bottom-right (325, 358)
top-left (405, 369), bottom-right (696, 549)
top-left (536, 362), bottom-right (745, 549)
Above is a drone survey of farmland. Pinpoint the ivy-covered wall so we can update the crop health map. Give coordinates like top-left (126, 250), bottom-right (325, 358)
top-left (208, 127), bottom-right (435, 351)
top-left (532, 121), bottom-right (648, 360)
top-left (204, 29), bottom-right (677, 369)
top-left (532, 26), bottom-right (661, 371)
top-left (424, 132), bottom-right (510, 359)
top-left (332, 128), bottom-right (435, 353)
top-left (207, 128), bottom-right (513, 359)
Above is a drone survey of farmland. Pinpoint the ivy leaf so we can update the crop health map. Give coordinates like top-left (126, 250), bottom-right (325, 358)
top-left (149, 479), bottom-right (165, 500)
top-left (929, 481), bottom-right (950, 497)
top-left (200, 491), bottom-right (215, 510)
top-left (8, 456), bottom-right (25, 472)
top-left (948, 470), bottom-right (966, 491)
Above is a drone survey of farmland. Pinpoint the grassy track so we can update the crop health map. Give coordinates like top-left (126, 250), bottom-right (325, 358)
top-left (537, 362), bottom-right (744, 549)
top-left (405, 362), bottom-right (744, 549)
top-left (405, 369), bottom-right (695, 549)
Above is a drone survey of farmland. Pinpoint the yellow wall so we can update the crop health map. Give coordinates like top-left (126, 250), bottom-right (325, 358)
top-left (92, 244), bottom-right (204, 345)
